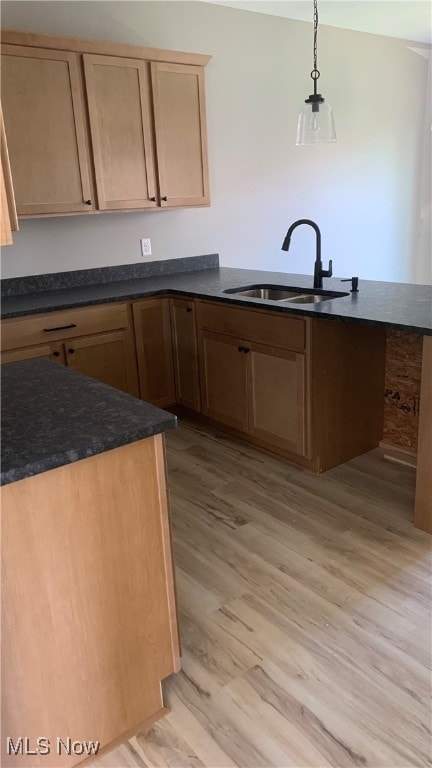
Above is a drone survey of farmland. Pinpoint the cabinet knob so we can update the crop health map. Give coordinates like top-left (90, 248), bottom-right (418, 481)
top-left (186, 307), bottom-right (192, 313)
top-left (238, 346), bottom-right (245, 353)
top-left (68, 348), bottom-right (75, 354)
top-left (161, 196), bottom-right (168, 202)
top-left (85, 200), bottom-right (92, 206)
top-left (150, 196), bottom-right (156, 202)
top-left (52, 351), bottom-right (60, 357)
top-left (243, 347), bottom-right (251, 353)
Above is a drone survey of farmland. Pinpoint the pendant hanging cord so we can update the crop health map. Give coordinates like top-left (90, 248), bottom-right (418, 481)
top-left (313, 0), bottom-right (318, 73)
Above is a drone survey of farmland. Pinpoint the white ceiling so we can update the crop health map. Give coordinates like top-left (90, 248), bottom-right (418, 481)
top-left (205, 1), bottom-right (432, 44)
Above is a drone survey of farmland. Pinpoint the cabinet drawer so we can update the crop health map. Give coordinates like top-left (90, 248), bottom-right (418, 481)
top-left (196, 301), bottom-right (306, 351)
top-left (1, 303), bottom-right (129, 350)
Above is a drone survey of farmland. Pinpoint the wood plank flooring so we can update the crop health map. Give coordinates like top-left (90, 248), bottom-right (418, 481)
top-left (93, 419), bottom-right (431, 768)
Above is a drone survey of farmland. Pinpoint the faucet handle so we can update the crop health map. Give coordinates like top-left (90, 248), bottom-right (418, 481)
top-left (321, 259), bottom-right (333, 279)
top-left (340, 276), bottom-right (359, 292)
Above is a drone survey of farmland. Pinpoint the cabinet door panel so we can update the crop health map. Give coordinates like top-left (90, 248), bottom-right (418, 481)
top-left (170, 298), bottom-right (200, 411)
top-left (1, 45), bottom-right (92, 215)
top-left (1, 104), bottom-right (17, 245)
top-left (1, 343), bottom-right (65, 365)
top-left (248, 343), bottom-right (306, 456)
top-left (133, 300), bottom-right (175, 406)
top-left (84, 55), bottom-right (157, 210)
top-left (199, 330), bottom-right (248, 432)
top-left (65, 331), bottom-right (139, 396)
top-left (151, 62), bottom-right (209, 207)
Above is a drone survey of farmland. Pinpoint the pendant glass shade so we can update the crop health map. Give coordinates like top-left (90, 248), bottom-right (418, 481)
top-left (296, 100), bottom-right (336, 145)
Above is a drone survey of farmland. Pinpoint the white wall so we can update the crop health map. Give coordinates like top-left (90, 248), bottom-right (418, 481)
top-left (1, 1), bottom-right (430, 283)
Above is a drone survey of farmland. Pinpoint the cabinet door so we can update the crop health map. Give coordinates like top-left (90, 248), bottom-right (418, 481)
top-left (65, 331), bottom-right (139, 396)
top-left (199, 330), bottom-right (249, 432)
top-left (83, 55), bottom-right (157, 210)
top-left (151, 62), bottom-right (210, 207)
top-left (1, 105), bottom-right (17, 245)
top-left (248, 343), bottom-right (307, 456)
top-left (0, 343), bottom-right (65, 365)
top-left (170, 298), bottom-right (200, 411)
top-left (133, 299), bottom-right (175, 406)
top-left (1, 45), bottom-right (92, 215)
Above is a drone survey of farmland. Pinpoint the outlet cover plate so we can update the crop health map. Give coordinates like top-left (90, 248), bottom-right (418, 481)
top-left (140, 238), bottom-right (152, 257)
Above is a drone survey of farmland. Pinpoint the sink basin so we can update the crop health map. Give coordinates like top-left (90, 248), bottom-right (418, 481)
top-left (223, 284), bottom-right (349, 303)
top-left (226, 287), bottom-right (303, 301)
top-left (286, 294), bottom-right (335, 304)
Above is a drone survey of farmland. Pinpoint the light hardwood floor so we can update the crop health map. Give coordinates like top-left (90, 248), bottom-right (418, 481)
top-left (92, 419), bottom-right (431, 768)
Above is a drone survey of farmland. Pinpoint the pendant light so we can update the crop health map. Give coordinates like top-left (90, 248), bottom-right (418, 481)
top-left (296, 0), bottom-right (336, 145)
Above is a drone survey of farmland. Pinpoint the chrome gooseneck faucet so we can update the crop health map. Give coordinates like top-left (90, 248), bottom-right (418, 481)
top-left (281, 219), bottom-right (332, 290)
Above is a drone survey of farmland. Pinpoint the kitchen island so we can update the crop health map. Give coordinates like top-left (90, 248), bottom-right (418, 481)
top-left (1, 359), bottom-right (179, 767)
top-left (1, 256), bottom-right (431, 535)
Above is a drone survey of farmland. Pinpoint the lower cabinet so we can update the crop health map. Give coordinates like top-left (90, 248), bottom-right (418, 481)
top-left (170, 298), bottom-right (200, 411)
top-left (199, 328), bottom-right (307, 455)
top-left (0, 296), bottom-right (387, 473)
top-left (248, 342), bottom-right (307, 456)
top-left (0, 303), bottom-right (140, 397)
top-left (65, 330), bottom-right (139, 396)
top-left (1, 342), bottom-right (65, 365)
top-left (2, 434), bottom-right (180, 767)
top-left (199, 330), bottom-right (249, 432)
top-left (133, 299), bottom-right (175, 406)
top-left (196, 300), bottom-right (386, 471)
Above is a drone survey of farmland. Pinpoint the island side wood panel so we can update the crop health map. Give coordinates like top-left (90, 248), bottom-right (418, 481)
top-left (1, 435), bottom-right (180, 767)
top-left (382, 331), bottom-right (423, 453)
top-left (414, 335), bottom-right (432, 534)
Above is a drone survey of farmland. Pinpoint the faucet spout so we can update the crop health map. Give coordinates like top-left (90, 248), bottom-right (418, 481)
top-left (281, 219), bottom-right (332, 290)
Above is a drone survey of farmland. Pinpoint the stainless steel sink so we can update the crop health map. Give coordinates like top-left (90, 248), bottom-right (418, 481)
top-left (223, 285), bottom-right (349, 303)
top-left (285, 294), bottom-right (335, 304)
top-left (228, 287), bottom-right (303, 301)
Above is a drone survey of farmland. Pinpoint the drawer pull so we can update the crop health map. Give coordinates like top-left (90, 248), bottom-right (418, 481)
top-left (186, 307), bottom-right (193, 313)
top-left (68, 348), bottom-right (75, 354)
top-left (44, 323), bottom-right (77, 333)
top-left (52, 351), bottom-right (60, 357)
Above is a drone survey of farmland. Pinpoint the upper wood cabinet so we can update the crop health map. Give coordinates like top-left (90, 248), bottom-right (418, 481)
top-left (1, 104), bottom-right (18, 245)
top-left (151, 63), bottom-right (210, 207)
top-left (0, 30), bottom-right (211, 218)
top-left (1, 45), bottom-right (93, 215)
top-left (83, 55), bottom-right (157, 211)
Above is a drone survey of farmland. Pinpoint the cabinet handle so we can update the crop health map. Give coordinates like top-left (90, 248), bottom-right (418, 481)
top-left (186, 307), bottom-right (192, 313)
top-left (44, 323), bottom-right (77, 332)
top-left (243, 347), bottom-right (250, 353)
top-left (150, 196), bottom-right (156, 202)
top-left (52, 351), bottom-right (60, 357)
top-left (237, 346), bottom-right (245, 353)
top-left (68, 348), bottom-right (75, 354)
top-left (85, 200), bottom-right (92, 205)
top-left (161, 196), bottom-right (168, 201)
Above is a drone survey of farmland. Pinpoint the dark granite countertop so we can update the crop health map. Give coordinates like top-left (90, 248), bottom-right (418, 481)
top-left (1, 261), bottom-right (431, 335)
top-left (1, 358), bottom-right (177, 486)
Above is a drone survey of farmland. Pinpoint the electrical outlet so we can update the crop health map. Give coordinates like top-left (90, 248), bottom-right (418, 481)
top-left (140, 238), bottom-right (152, 258)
